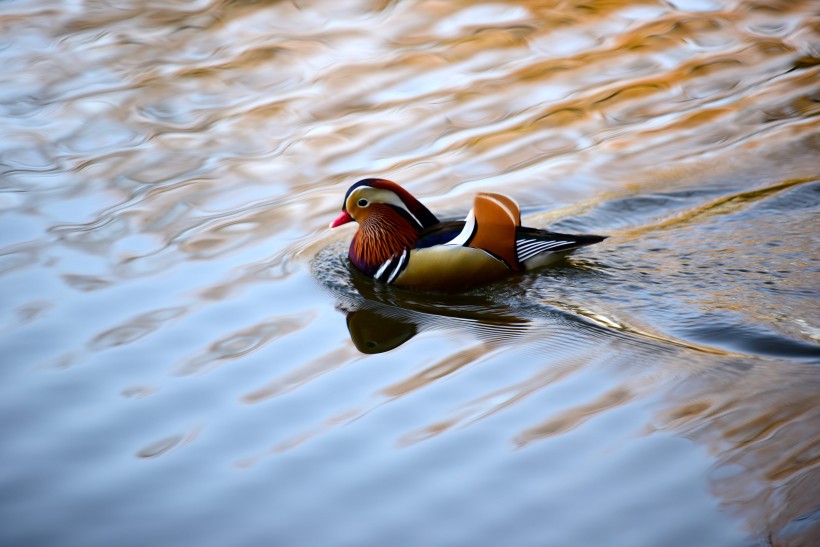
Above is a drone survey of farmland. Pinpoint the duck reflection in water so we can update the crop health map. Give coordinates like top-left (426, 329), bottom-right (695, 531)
top-left (337, 263), bottom-right (533, 354)
top-left (344, 306), bottom-right (417, 354)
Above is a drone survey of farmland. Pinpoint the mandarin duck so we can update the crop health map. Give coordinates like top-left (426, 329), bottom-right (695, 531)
top-left (330, 178), bottom-right (607, 291)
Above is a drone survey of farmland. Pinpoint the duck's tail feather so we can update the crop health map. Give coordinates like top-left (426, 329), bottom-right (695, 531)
top-left (514, 227), bottom-right (607, 263)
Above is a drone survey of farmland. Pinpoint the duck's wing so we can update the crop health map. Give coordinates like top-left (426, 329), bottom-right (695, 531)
top-left (415, 220), bottom-right (464, 249)
top-left (415, 193), bottom-right (521, 255)
top-left (445, 192), bottom-right (523, 271)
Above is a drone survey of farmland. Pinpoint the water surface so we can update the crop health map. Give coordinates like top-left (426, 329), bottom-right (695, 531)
top-left (1, 0), bottom-right (819, 546)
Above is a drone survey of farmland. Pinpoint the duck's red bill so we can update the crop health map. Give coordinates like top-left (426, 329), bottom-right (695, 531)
top-left (330, 210), bottom-right (353, 228)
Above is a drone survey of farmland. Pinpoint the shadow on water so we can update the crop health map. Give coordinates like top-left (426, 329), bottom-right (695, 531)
top-left (327, 259), bottom-right (533, 354)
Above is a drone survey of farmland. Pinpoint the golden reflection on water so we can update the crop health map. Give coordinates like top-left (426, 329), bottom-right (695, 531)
top-left (1, 0), bottom-right (819, 545)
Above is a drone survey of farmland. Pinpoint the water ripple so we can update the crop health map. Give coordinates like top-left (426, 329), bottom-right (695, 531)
top-left (175, 312), bottom-right (315, 376)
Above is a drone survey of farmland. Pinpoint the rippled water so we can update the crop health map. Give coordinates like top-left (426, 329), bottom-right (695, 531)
top-left (2, 0), bottom-right (819, 545)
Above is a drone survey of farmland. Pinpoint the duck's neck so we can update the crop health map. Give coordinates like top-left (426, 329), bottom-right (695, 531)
top-left (350, 212), bottom-right (420, 276)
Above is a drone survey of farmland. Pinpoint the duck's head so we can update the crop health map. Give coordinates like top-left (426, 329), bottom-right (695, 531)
top-left (330, 179), bottom-right (440, 277)
top-left (330, 178), bottom-right (439, 231)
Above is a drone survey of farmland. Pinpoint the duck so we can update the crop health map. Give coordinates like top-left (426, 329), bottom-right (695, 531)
top-left (330, 178), bottom-right (607, 291)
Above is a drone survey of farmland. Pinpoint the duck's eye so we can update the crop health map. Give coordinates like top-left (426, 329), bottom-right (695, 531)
top-left (357, 199), bottom-right (369, 207)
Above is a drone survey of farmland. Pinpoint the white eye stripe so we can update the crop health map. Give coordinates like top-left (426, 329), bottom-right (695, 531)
top-left (390, 201), bottom-right (422, 228)
top-left (351, 188), bottom-right (424, 228)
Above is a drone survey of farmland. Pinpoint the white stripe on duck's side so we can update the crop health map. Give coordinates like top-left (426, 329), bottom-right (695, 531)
top-left (444, 210), bottom-right (477, 247)
top-left (388, 249), bottom-right (408, 284)
top-left (374, 248), bottom-right (410, 284)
